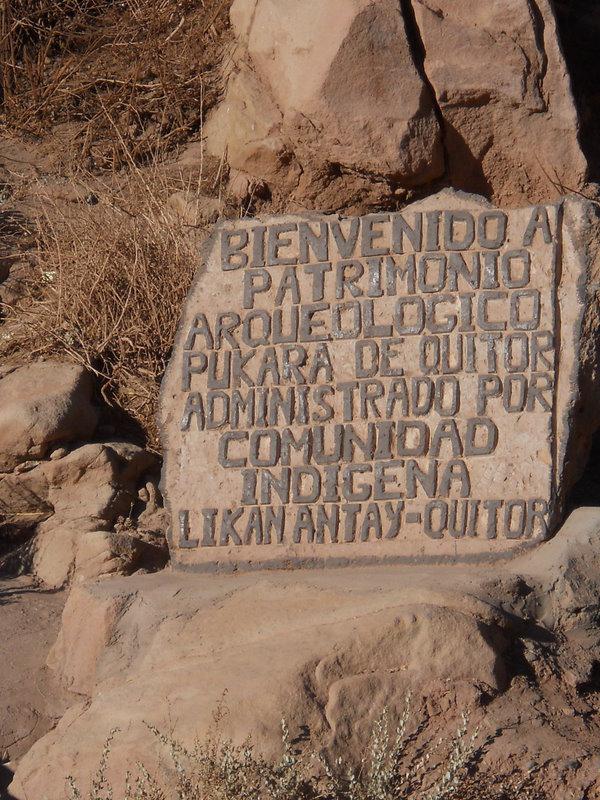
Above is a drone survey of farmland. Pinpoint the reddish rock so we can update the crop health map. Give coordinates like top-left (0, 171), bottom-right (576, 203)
top-left (0, 363), bottom-right (98, 471)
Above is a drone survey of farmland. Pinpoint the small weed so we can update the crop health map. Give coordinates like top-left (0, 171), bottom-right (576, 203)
top-left (65, 702), bottom-right (545, 800)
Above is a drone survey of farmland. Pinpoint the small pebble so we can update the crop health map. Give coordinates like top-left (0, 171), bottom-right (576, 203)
top-left (14, 460), bottom-right (40, 474)
top-left (50, 447), bottom-right (68, 460)
top-left (563, 669), bottom-right (581, 688)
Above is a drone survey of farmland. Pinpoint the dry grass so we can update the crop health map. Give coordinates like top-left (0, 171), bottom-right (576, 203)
top-left (0, 0), bottom-right (231, 168)
top-left (65, 707), bottom-right (551, 800)
top-left (2, 160), bottom-right (206, 447)
top-left (0, 0), bottom-right (235, 447)
top-left (0, 0), bottom-right (231, 447)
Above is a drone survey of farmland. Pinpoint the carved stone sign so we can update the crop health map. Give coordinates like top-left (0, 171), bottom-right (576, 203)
top-left (159, 190), bottom-right (588, 570)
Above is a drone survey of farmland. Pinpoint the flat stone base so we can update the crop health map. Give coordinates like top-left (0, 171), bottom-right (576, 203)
top-left (11, 508), bottom-right (600, 799)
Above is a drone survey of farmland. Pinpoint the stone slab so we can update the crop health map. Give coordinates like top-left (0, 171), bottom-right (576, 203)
top-left (11, 509), bottom-right (600, 799)
top-left (159, 190), bottom-right (590, 571)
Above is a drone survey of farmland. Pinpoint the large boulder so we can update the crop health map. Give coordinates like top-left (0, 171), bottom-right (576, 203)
top-left (205, 0), bottom-right (444, 187)
top-left (411, 0), bottom-right (588, 202)
top-left (10, 509), bottom-right (600, 799)
top-left (0, 363), bottom-right (99, 471)
top-left (30, 442), bottom-right (163, 587)
top-left (202, 0), bottom-right (587, 207)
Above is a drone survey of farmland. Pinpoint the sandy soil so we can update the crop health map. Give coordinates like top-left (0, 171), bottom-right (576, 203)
top-left (0, 577), bottom-right (71, 796)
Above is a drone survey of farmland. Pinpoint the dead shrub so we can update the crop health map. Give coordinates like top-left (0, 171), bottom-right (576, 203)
top-left (0, 0), bottom-right (231, 168)
top-left (0, 0), bottom-right (234, 447)
top-left (3, 163), bottom-right (204, 447)
top-left (65, 706), bottom-right (551, 800)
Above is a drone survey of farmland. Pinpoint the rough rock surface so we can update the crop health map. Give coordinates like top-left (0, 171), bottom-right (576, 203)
top-left (207, 0), bottom-right (443, 188)
top-left (0, 441), bottom-right (165, 587)
top-left (0, 363), bottom-right (98, 471)
top-left (203, 0), bottom-right (587, 207)
top-left (0, 577), bottom-right (70, 771)
top-left (167, 191), bottom-right (223, 226)
top-left (31, 443), bottom-right (166, 587)
top-left (205, 63), bottom-right (297, 186)
top-left (72, 527), bottom-right (168, 584)
top-left (411, 0), bottom-right (588, 200)
top-left (10, 508), bottom-right (600, 799)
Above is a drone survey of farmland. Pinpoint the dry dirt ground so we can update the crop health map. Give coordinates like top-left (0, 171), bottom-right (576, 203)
top-left (0, 578), bottom-right (70, 795)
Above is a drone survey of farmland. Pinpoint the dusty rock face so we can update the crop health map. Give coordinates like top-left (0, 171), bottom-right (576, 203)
top-left (72, 527), bottom-right (169, 584)
top-left (0, 577), bottom-right (71, 766)
top-left (203, 0), bottom-right (587, 207)
top-left (411, 0), bottom-right (588, 200)
top-left (0, 363), bottom-right (99, 471)
top-left (0, 357), bottom-right (169, 585)
top-left (35, 442), bottom-right (156, 524)
top-left (159, 190), bottom-right (596, 571)
top-left (31, 443), bottom-right (166, 587)
top-left (33, 519), bottom-right (168, 589)
top-left (205, 63), bottom-right (296, 185)
top-left (10, 508), bottom-right (600, 799)
top-left (207, 0), bottom-right (443, 190)
top-left (229, 0), bottom-right (442, 183)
